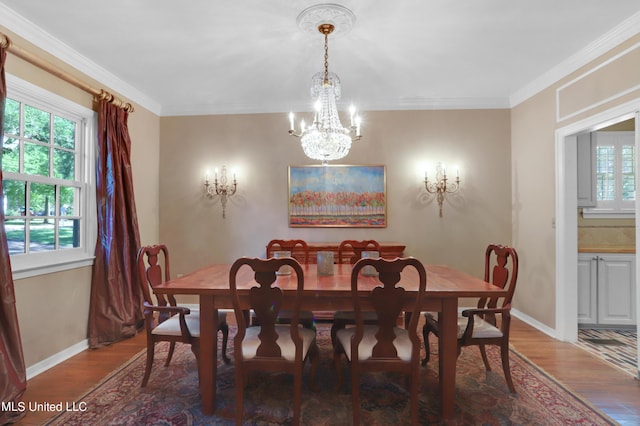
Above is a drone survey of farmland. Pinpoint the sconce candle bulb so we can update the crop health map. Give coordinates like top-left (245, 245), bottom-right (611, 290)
top-left (204, 165), bottom-right (237, 219)
top-left (424, 162), bottom-right (461, 218)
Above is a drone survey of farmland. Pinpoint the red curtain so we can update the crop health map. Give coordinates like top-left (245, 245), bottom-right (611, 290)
top-left (88, 100), bottom-right (143, 348)
top-left (0, 44), bottom-right (27, 424)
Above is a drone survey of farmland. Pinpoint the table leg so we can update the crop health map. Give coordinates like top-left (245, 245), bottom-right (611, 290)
top-left (200, 295), bottom-right (217, 415)
top-left (439, 298), bottom-right (457, 419)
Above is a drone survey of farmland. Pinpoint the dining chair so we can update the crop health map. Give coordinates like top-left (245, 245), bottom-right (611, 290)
top-left (422, 244), bottom-right (519, 393)
top-left (266, 239), bottom-right (310, 264)
top-left (266, 239), bottom-right (315, 329)
top-left (333, 257), bottom-right (427, 426)
top-left (136, 244), bottom-right (230, 387)
top-left (331, 239), bottom-right (382, 345)
top-left (230, 257), bottom-right (319, 426)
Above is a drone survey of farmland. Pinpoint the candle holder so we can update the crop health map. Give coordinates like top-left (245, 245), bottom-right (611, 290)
top-left (424, 162), bottom-right (460, 218)
top-left (204, 165), bottom-right (237, 219)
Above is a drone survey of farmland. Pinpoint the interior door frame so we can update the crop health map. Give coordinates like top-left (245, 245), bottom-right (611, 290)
top-left (555, 99), bottom-right (639, 375)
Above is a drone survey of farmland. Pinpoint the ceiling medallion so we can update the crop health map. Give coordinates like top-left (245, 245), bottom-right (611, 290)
top-left (296, 4), bottom-right (356, 38)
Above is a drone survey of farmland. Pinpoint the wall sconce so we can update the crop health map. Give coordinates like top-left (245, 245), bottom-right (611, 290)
top-left (424, 162), bottom-right (460, 218)
top-left (204, 165), bottom-right (237, 219)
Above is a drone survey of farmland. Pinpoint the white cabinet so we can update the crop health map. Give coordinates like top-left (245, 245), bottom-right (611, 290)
top-left (577, 254), bottom-right (598, 324)
top-left (577, 253), bottom-right (636, 326)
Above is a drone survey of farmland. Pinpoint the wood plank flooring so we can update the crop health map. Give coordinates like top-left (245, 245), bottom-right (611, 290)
top-left (13, 317), bottom-right (640, 425)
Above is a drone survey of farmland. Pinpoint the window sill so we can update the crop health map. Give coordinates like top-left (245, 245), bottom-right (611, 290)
top-left (11, 252), bottom-right (95, 280)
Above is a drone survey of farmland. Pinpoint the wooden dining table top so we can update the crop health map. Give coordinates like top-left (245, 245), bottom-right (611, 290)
top-left (154, 261), bottom-right (505, 298)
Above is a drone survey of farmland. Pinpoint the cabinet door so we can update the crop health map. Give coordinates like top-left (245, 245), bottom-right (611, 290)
top-left (576, 133), bottom-right (596, 207)
top-left (597, 255), bottom-right (636, 326)
top-left (577, 254), bottom-right (598, 324)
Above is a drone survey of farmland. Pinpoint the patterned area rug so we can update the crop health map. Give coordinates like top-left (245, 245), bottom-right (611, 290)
top-left (46, 324), bottom-right (616, 425)
top-left (576, 328), bottom-right (638, 378)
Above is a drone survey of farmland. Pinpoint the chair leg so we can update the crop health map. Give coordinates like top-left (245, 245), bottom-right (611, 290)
top-left (479, 344), bottom-right (492, 371)
top-left (293, 370), bottom-right (302, 426)
top-left (500, 342), bottom-right (516, 393)
top-left (330, 320), bottom-right (344, 348)
top-left (410, 367), bottom-right (420, 425)
top-left (219, 322), bottom-right (231, 364)
top-left (308, 344), bottom-right (320, 392)
top-left (333, 349), bottom-right (344, 391)
top-left (164, 342), bottom-right (176, 367)
top-left (141, 342), bottom-right (155, 387)
top-left (351, 369), bottom-right (360, 426)
top-left (235, 364), bottom-right (244, 425)
top-left (421, 323), bottom-right (432, 366)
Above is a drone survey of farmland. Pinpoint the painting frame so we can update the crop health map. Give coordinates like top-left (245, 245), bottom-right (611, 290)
top-left (288, 165), bottom-right (387, 228)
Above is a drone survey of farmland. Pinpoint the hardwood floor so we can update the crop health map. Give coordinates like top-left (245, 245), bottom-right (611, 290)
top-left (13, 317), bottom-right (640, 425)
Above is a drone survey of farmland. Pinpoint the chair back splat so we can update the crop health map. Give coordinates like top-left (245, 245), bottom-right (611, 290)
top-left (331, 239), bottom-right (383, 344)
top-left (265, 239), bottom-right (314, 328)
top-left (334, 257), bottom-right (427, 426)
top-left (422, 243), bottom-right (519, 393)
top-left (337, 239), bottom-right (381, 264)
top-left (136, 244), bottom-right (230, 387)
top-left (230, 257), bottom-right (319, 426)
top-left (266, 239), bottom-right (310, 264)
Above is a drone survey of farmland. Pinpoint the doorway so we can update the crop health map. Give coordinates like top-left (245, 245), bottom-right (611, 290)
top-left (556, 99), bottom-right (640, 377)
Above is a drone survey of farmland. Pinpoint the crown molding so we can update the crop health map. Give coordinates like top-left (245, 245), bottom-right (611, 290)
top-left (510, 11), bottom-right (640, 108)
top-left (0, 3), bottom-right (162, 115)
top-left (161, 96), bottom-right (511, 116)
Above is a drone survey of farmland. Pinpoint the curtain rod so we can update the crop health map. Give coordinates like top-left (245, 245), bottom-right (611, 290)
top-left (0, 32), bottom-right (134, 113)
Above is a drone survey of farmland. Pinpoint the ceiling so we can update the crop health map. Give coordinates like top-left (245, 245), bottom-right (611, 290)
top-left (1, 1), bottom-right (639, 117)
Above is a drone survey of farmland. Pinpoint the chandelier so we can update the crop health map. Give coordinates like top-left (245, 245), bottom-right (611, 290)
top-left (288, 5), bottom-right (361, 165)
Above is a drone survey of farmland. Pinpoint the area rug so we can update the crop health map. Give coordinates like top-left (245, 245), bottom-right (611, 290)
top-left (576, 328), bottom-right (638, 378)
top-left (46, 324), bottom-right (616, 425)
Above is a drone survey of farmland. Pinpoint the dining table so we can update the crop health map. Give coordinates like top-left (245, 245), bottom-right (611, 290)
top-left (153, 261), bottom-right (507, 420)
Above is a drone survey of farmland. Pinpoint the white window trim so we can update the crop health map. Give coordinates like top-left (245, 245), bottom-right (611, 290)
top-left (583, 131), bottom-right (635, 219)
top-left (5, 74), bottom-right (96, 280)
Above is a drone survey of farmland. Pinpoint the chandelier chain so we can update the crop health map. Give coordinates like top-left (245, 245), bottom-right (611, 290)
top-left (324, 31), bottom-right (329, 85)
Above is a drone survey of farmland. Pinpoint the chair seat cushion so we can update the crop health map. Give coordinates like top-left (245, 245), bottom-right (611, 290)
top-left (336, 325), bottom-right (412, 361)
top-left (152, 311), bottom-right (227, 338)
top-left (241, 325), bottom-right (316, 361)
top-left (424, 311), bottom-right (503, 339)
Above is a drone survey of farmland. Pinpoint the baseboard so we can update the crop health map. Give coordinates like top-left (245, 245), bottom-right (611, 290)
top-left (26, 339), bottom-right (89, 380)
top-left (512, 308), bottom-right (558, 339)
top-left (23, 308), bottom-right (559, 381)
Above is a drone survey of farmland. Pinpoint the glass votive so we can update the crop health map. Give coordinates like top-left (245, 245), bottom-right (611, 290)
top-left (317, 251), bottom-right (334, 276)
top-left (273, 250), bottom-right (292, 275)
top-left (361, 250), bottom-right (380, 276)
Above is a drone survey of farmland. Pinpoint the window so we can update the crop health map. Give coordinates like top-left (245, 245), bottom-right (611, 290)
top-left (2, 75), bottom-right (96, 279)
top-left (584, 131), bottom-right (635, 217)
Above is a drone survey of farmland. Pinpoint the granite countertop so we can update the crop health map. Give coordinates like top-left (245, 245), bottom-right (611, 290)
top-left (578, 246), bottom-right (635, 253)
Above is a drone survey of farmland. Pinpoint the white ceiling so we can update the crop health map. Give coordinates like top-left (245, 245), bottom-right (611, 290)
top-left (1, 1), bottom-right (639, 117)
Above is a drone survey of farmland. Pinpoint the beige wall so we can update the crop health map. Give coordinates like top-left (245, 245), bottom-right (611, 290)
top-left (5, 22), bottom-right (639, 370)
top-left (511, 33), bottom-right (640, 328)
top-left (159, 109), bottom-right (512, 294)
top-left (2, 26), bottom-right (161, 368)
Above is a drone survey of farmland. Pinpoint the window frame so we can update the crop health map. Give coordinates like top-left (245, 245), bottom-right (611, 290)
top-left (583, 131), bottom-right (636, 218)
top-left (3, 74), bottom-right (96, 279)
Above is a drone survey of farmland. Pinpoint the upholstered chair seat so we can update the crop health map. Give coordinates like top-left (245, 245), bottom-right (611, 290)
top-left (336, 325), bottom-right (413, 361)
top-left (241, 325), bottom-right (317, 361)
top-left (424, 311), bottom-right (504, 340)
